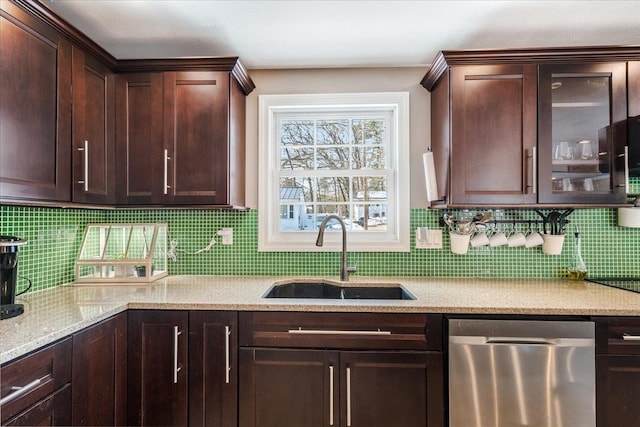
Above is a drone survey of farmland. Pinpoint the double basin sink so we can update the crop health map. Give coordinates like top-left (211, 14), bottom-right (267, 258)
top-left (264, 280), bottom-right (415, 300)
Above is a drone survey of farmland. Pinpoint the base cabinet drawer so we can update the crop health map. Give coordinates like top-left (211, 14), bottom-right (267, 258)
top-left (3, 384), bottom-right (71, 426)
top-left (239, 312), bottom-right (441, 351)
top-left (0, 338), bottom-right (72, 424)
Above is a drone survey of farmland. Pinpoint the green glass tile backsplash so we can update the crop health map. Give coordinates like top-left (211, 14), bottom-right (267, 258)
top-left (2, 197), bottom-right (639, 293)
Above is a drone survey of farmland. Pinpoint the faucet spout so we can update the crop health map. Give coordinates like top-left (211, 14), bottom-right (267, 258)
top-left (315, 214), bottom-right (354, 281)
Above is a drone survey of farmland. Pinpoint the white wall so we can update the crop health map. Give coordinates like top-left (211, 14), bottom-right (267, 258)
top-left (244, 67), bottom-right (431, 209)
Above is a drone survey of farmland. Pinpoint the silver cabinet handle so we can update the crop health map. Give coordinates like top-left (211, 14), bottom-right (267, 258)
top-left (526, 147), bottom-right (537, 194)
top-left (163, 149), bottom-right (171, 195)
top-left (288, 328), bottom-right (391, 336)
top-left (173, 325), bottom-right (182, 384)
top-left (622, 333), bottom-right (640, 341)
top-left (77, 140), bottom-right (89, 191)
top-left (346, 366), bottom-right (352, 427)
top-left (616, 146), bottom-right (629, 190)
top-left (531, 147), bottom-right (537, 195)
top-left (0, 378), bottom-right (42, 406)
top-left (329, 365), bottom-right (334, 426)
top-left (624, 145), bottom-right (629, 192)
top-left (224, 325), bottom-right (231, 384)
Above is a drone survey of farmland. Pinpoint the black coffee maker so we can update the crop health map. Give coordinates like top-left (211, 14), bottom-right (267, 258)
top-left (1, 236), bottom-right (30, 320)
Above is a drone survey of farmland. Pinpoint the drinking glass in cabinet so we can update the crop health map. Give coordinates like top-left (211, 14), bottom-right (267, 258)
top-left (549, 74), bottom-right (612, 195)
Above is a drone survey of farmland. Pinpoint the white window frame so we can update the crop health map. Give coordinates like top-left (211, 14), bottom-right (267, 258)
top-left (258, 92), bottom-right (410, 252)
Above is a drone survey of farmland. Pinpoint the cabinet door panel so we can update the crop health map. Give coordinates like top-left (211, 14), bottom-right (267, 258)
top-left (163, 71), bottom-right (229, 204)
top-left (450, 64), bottom-right (537, 205)
top-left (72, 312), bottom-right (126, 426)
top-left (189, 311), bottom-right (237, 427)
top-left (127, 310), bottom-right (188, 426)
top-left (538, 62), bottom-right (627, 204)
top-left (0, 4), bottom-right (71, 201)
top-left (341, 351), bottom-right (443, 427)
top-left (115, 73), bottom-right (164, 204)
top-left (596, 354), bottom-right (640, 427)
top-left (239, 348), bottom-right (339, 427)
top-left (72, 46), bottom-right (115, 204)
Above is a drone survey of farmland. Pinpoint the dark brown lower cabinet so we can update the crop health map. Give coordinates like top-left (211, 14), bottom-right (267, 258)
top-left (342, 351), bottom-right (442, 427)
top-left (189, 311), bottom-right (238, 427)
top-left (127, 310), bottom-right (189, 426)
top-left (0, 338), bottom-right (72, 426)
top-left (596, 355), bottom-right (640, 426)
top-left (595, 316), bottom-right (640, 427)
top-left (239, 348), bottom-right (337, 427)
top-left (239, 348), bottom-right (442, 427)
top-left (72, 312), bottom-right (127, 426)
top-left (3, 385), bottom-right (72, 426)
top-left (126, 310), bottom-right (238, 426)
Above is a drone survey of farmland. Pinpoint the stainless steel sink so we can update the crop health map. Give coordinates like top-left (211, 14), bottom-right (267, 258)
top-left (263, 280), bottom-right (415, 300)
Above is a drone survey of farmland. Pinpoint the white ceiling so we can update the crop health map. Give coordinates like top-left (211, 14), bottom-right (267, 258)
top-left (44, 0), bottom-right (640, 69)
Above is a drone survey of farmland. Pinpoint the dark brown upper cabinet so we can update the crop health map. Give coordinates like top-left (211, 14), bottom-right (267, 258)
top-left (448, 64), bottom-right (537, 206)
top-left (422, 47), bottom-right (639, 208)
top-left (71, 45), bottom-right (116, 205)
top-left (1, 0), bottom-right (254, 209)
top-left (115, 62), bottom-right (252, 208)
top-left (538, 62), bottom-right (627, 205)
top-left (0, 1), bottom-right (72, 202)
top-left (115, 72), bottom-right (164, 205)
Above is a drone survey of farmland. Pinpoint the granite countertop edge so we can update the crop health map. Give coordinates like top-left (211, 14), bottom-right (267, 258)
top-left (2, 275), bottom-right (639, 364)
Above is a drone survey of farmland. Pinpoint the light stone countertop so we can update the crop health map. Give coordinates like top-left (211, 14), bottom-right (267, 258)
top-left (2, 275), bottom-right (640, 364)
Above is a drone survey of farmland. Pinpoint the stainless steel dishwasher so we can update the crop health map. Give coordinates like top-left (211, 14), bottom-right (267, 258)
top-left (448, 319), bottom-right (595, 427)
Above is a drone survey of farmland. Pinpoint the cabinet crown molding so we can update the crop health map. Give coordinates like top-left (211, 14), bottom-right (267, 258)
top-left (116, 57), bottom-right (255, 95)
top-left (13, 1), bottom-right (255, 95)
top-left (422, 45), bottom-right (640, 91)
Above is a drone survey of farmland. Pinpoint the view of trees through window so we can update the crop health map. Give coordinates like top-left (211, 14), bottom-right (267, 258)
top-left (278, 116), bottom-right (389, 232)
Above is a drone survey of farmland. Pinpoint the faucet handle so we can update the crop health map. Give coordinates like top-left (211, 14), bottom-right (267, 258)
top-left (347, 265), bottom-right (357, 274)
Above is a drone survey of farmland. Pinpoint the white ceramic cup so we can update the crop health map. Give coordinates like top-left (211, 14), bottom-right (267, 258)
top-left (470, 231), bottom-right (490, 247)
top-left (489, 231), bottom-right (508, 247)
top-left (525, 231), bottom-right (544, 248)
top-left (542, 233), bottom-right (565, 255)
top-left (507, 232), bottom-right (526, 247)
top-left (449, 232), bottom-right (471, 255)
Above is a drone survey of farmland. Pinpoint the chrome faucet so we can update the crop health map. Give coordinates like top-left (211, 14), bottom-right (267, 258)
top-left (315, 214), bottom-right (356, 281)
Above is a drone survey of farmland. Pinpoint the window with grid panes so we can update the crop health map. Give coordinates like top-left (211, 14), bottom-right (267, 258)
top-left (258, 93), bottom-right (410, 252)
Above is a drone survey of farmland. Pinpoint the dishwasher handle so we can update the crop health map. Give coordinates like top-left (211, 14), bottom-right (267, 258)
top-left (485, 337), bottom-right (558, 346)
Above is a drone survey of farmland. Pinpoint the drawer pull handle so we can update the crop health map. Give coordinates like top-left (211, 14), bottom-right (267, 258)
top-left (622, 333), bottom-right (640, 341)
top-left (0, 378), bottom-right (42, 406)
top-left (288, 328), bottom-right (391, 336)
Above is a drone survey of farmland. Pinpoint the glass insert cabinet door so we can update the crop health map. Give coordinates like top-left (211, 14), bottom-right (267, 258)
top-left (538, 62), bottom-right (628, 204)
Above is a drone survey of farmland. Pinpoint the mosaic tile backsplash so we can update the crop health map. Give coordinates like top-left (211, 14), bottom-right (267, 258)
top-left (1, 198), bottom-right (639, 293)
